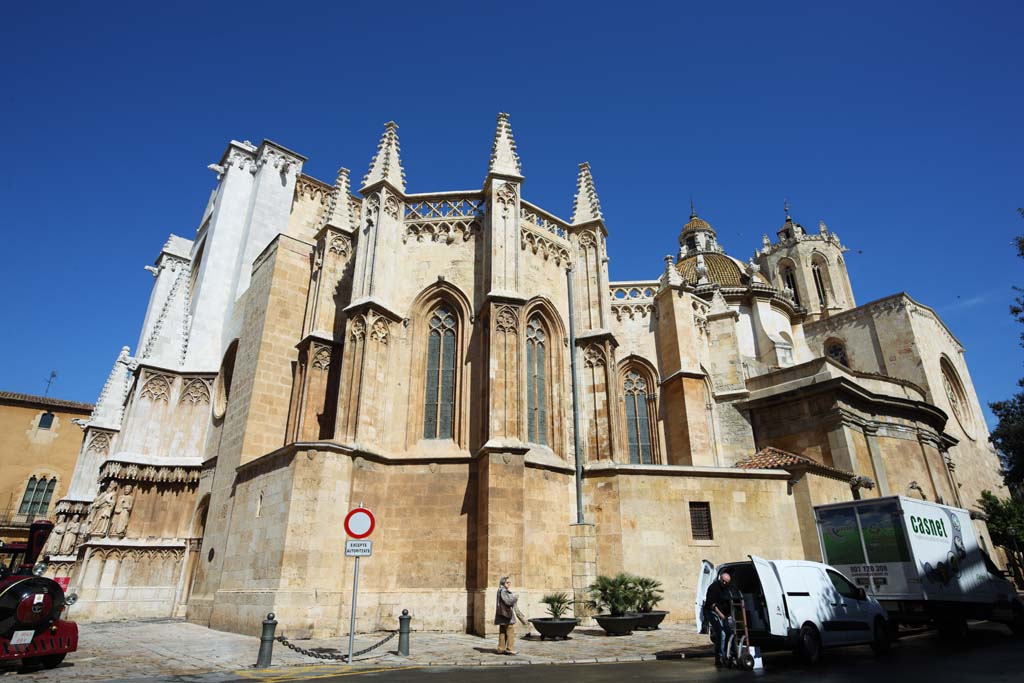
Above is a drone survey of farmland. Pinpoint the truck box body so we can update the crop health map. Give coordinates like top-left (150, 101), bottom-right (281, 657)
top-left (815, 496), bottom-right (1020, 626)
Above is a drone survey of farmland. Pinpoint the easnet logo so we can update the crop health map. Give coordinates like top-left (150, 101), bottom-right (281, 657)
top-left (910, 515), bottom-right (948, 538)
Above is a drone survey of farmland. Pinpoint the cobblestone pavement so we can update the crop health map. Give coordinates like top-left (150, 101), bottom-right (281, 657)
top-left (0, 619), bottom-right (711, 681)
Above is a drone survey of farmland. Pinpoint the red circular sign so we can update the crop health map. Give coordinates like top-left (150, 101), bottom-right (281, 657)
top-left (344, 507), bottom-right (375, 539)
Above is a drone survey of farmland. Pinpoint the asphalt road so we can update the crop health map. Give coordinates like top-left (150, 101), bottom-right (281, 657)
top-left (228, 622), bottom-right (1021, 682)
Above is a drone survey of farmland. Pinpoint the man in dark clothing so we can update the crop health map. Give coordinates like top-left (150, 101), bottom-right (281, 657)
top-left (705, 572), bottom-right (734, 667)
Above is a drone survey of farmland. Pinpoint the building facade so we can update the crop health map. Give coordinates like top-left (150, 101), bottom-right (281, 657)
top-left (51, 115), bottom-right (1006, 635)
top-left (0, 392), bottom-right (93, 544)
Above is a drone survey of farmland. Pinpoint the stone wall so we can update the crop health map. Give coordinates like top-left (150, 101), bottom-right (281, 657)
top-left (585, 466), bottom-right (801, 626)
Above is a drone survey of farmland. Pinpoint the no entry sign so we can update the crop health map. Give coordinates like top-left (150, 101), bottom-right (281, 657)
top-left (345, 507), bottom-right (375, 539)
top-left (343, 506), bottom-right (375, 664)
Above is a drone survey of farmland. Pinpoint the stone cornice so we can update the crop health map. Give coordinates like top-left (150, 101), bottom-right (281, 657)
top-left (584, 462), bottom-right (790, 480)
top-left (99, 459), bottom-right (202, 485)
top-left (743, 368), bottom-right (949, 434)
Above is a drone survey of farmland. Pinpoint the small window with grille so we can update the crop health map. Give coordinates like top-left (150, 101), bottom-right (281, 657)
top-left (689, 501), bottom-right (713, 541)
top-left (826, 340), bottom-right (849, 367)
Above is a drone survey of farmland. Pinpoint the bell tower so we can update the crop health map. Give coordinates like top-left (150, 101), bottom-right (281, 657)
top-left (755, 202), bottom-right (855, 321)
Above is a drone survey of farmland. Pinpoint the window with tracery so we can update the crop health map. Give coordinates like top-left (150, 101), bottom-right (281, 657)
top-left (826, 340), bottom-right (849, 367)
top-left (526, 316), bottom-right (548, 445)
top-left (623, 370), bottom-right (653, 464)
top-left (941, 358), bottom-right (973, 437)
top-left (782, 265), bottom-right (800, 307)
top-left (18, 476), bottom-right (56, 518)
top-left (423, 306), bottom-right (457, 439)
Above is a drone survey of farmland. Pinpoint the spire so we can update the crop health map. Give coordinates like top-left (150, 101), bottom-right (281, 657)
top-left (690, 198), bottom-right (697, 219)
top-left (571, 162), bottom-right (603, 224)
top-left (361, 122), bottom-right (405, 192)
top-left (323, 167), bottom-right (354, 230)
top-left (783, 198), bottom-right (792, 222)
top-left (488, 112), bottom-right (522, 177)
top-left (89, 346), bottom-right (133, 430)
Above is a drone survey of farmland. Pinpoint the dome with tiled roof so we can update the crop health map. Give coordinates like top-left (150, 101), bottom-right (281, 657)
top-left (678, 210), bottom-right (716, 245)
top-left (677, 252), bottom-right (745, 287)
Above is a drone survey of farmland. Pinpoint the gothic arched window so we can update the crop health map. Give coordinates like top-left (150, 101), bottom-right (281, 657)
top-left (18, 476), bottom-right (56, 518)
top-left (623, 370), bottom-right (653, 464)
top-left (811, 255), bottom-right (827, 309)
top-left (526, 316), bottom-right (548, 445)
top-left (826, 339), bottom-right (849, 367)
top-left (941, 357), bottom-right (974, 438)
top-left (422, 306), bottom-right (458, 439)
top-left (781, 263), bottom-right (800, 307)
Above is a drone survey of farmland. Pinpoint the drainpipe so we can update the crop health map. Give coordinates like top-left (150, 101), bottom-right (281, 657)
top-left (566, 266), bottom-right (585, 524)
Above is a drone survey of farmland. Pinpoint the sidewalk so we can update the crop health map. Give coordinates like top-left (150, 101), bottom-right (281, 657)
top-left (0, 619), bottom-right (712, 681)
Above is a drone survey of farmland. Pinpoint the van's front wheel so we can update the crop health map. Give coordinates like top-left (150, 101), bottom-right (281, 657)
top-left (797, 624), bottom-right (822, 664)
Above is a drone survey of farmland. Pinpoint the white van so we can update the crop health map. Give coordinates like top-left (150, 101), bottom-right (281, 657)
top-left (696, 555), bottom-right (891, 662)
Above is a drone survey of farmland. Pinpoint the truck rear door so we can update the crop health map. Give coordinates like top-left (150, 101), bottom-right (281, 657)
top-left (750, 556), bottom-right (789, 637)
top-left (695, 559), bottom-right (715, 633)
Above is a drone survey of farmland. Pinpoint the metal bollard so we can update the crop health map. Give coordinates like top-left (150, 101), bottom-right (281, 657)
top-left (256, 612), bottom-right (278, 668)
top-left (397, 609), bottom-right (411, 657)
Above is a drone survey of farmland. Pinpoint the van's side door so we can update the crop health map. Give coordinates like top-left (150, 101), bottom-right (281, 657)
top-left (749, 556), bottom-right (790, 637)
top-left (695, 560), bottom-right (716, 634)
top-left (825, 569), bottom-right (872, 644)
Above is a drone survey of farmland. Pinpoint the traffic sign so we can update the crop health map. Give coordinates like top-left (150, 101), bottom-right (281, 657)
top-left (345, 539), bottom-right (373, 557)
top-left (344, 507), bottom-right (375, 539)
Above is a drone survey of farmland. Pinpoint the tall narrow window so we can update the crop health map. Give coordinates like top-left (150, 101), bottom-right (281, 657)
top-left (812, 262), bottom-right (828, 307)
top-left (526, 316), bottom-right (548, 445)
top-left (782, 265), bottom-right (800, 307)
top-left (422, 306), bottom-right (457, 439)
top-left (623, 370), bottom-right (653, 464)
top-left (18, 476), bottom-right (56, 518)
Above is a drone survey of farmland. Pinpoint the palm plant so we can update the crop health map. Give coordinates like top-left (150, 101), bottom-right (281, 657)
top-left (588, 573), bottom-right (640, 617)
top-left (634, 576), bottom-right (664, 613)
top-left (540, 592), bottom-right (573, 620)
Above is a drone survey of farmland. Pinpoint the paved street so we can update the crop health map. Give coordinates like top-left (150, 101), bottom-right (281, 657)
top-left (221, 622), bottom-right (1023, 682)
top-left (1, 620), bottom-right (1019, 682)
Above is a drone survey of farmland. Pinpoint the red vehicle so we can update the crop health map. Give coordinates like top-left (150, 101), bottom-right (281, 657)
top-left (0, 520), bottom-right (78, 669)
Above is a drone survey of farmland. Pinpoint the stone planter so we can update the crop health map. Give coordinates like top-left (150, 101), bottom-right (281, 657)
top-left (528, 617), bottom-right (579, 640)
top-left (594, 614), bottom-right (640, 636)
top-left (636, 610), bottom-right (669, 630)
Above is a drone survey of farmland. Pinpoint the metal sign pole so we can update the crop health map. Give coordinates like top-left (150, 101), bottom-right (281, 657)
top-left (348, 555), bottom-right (360, 664)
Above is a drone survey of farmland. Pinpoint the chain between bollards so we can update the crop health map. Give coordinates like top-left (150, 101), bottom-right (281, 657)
top-left (256, 609), bottom-right (410, 666)
top-left (256, 612), bottom-right (277, 668)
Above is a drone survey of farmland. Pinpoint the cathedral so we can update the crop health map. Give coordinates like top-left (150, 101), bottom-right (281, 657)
top-left (47, 114), bottom-right (1006, 637)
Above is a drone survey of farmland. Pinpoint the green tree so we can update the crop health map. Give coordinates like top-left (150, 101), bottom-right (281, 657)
top-left (988, 208), bottom-right (1024, 487)
top-left (977, 491), bottom-right (1024, 550)
top-left (977, 491), bottom-right (1024, 585)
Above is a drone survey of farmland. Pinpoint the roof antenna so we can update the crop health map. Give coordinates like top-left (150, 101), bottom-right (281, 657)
top-left (43, 371), bottom-right (57, 397)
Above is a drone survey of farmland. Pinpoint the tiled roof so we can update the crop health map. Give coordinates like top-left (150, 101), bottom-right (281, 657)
top-left (735, 446), bottom-right (854, 481)
top-left (678, 252), bottom-right (745, 287)
top-left (0, 391), bottom-right (93, 413)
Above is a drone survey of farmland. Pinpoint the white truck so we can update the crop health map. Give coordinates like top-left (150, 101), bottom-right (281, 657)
top-left (815, 496), bottom-right (1023, 637)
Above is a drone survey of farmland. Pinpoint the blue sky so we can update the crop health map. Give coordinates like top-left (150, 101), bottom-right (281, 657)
top-left (2, 1), bottom-right (1022, 427)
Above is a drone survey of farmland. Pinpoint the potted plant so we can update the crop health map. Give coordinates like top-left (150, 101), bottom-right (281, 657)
top-left (528, 591), bottom-right (579, 640)
top-left (634, 576), bottom-right (669, 630)
top-left (588, 573), bottom-right (641, 636)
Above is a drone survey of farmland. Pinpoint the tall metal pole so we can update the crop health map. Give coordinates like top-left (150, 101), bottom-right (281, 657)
top-left (566, 267), bottom-right (585, 524)
top-left (347, 555), bottom-right (360, 664)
